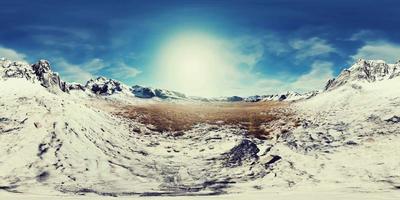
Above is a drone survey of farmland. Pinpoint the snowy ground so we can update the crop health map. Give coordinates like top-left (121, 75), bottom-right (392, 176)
top-left (1, 77), bottom-right (400, 199)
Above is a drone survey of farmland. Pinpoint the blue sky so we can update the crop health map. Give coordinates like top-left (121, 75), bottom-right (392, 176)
top-left (1, 0), bottom-right (400, 96)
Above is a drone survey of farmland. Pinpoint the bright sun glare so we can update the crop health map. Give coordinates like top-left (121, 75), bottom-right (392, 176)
top-left (154, 32), bottom-right (240, 97)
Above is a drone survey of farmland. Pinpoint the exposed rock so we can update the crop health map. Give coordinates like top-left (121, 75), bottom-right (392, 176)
top-left (1, 59), bottom-right (69, 92)
top-left (1, 59), bottom-right (34, 80)
top-left (264, 155), bottom-right (282, 167)
top-left (226, 96), bottom-right (243, 102)
top-left (278, 94), bottom-right (287, 101)
top-left (345, 140), bottom-right (358, 145)
top-left (325, 59), bottom-right (400, 90)
top-left (31, 60), bottom-right (69, 92)
top-left (36, 171), bottom-right (50, 182)
top-left (224, 139), bottom-right (260, 167)
top-left (132, 85), bottom-right (186, 99)
top-left (85, 77), bottom-right (129, 95)
top-left (33, 122), bottom-right (41, 128)
top-left (68, 83), bottom-right (86, 91)
top-left (385, 116), bottom-right (400, 123)
top-left (132, 85), bottom-right (155, 98)
top-left (324, 78), bottom-right (335, 90)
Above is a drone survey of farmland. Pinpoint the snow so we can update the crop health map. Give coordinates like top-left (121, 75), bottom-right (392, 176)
top-left (1, 58), bottom-right (400, 199)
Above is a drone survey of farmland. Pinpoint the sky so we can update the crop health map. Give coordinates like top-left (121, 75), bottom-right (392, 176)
top-left (1, 0), bottom-right (400, 97)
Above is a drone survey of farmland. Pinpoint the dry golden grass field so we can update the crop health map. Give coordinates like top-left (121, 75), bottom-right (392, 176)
top-left (113, 101), bottom-right (298, 139)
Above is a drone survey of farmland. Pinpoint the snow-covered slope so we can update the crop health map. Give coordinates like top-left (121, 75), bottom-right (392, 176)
top-left (325, 59), bottom-right (400, 90)
top-left (1, 58), bottom-right (400, 199)
top-left (0, 77), bottom-right (285, 196)
top-left (281, 60), bottom-right (400, 195)
top-left (0, 58), bottom-right (191, 101)
top-left (0, 58), bottom-right (72, 93)
top-left (132, 85), bottom-right (187, 99)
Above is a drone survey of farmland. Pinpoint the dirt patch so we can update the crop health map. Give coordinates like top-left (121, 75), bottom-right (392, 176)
top-left (114, 101), bottom-right (298, 139)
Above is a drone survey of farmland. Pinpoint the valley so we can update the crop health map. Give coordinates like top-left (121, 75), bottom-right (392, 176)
top-left (0, 58), bottom-right (400, 199)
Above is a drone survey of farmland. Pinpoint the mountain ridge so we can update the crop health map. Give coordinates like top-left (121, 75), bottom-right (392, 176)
top-left (2, 57), bottom-right (400, 102)
top-left (325, 58), bottom-right (400, 90)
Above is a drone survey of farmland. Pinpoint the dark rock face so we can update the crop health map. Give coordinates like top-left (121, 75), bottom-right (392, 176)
top-left (31, 60), bottom-right (69, 92)
top-left (244, 95), bottom-right (262, 102)
top-left (265, 155), bottom-right (282, 167)
top-left (132, 86), bottom-right (156, 98)
top-left (36, 171), bottom-right (50, 182)
top-left (226, 96), bottom-right (244, 102)
top-left (278, 94), bottom-right (287, 101)
top-left (224, 139), bottom-right (260, 167)
top-left (68, 83), bottom-right (86, 91)
top-left (324, 78), bottom-right (335, 90)
top-left (85, 77), bottom-right (124, 95)
top-left (132, 85), bottom-right (186, 99)
top-left (385, 116), bottom-right (400, 123)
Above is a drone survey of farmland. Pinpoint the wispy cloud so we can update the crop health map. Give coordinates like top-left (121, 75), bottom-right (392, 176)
top-left (84, 58), bottom-right (106, 73)
top-left (351, 40), bottom-right (400, 63)
top-left (230, 36), bottom-right (265, 68)
top-left (263, 34), bottom-right (290, 56)
top-left (0, 46), bottom-right (27, 62)
top-left (290, 61), bottom-right (334, 91)
top-left (290, 37), bottom-right (337, 60)
top-left (53, 57), bottom-right (142, 84)
top-left (53, 58), bottom-right (94, 84)
top-left (107, 62), bottom-right (141, 79)
top-left (349, 30), bottom-right (379, 41)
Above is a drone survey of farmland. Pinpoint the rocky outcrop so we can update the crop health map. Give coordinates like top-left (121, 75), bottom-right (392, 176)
top-left (1, 58), bottom-right (69, 92)
top-left (68, 83), bottom-right (86, 91)
top-left (85, 77), bottom-right (130, 95)
top-left (325, 59), bottom-right (400, 91)
top-left (224, 139), bottom-right (259, 167)
top-left (31, 60), bottom-right (69, 92)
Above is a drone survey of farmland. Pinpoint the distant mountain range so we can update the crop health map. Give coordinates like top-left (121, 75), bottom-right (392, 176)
top-left (1, 57), bottom-right (399, 102)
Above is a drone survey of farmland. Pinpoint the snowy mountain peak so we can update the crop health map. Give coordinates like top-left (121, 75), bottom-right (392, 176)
top-left (131, 85), bottom-right (187, 99)
top-left (325, 59), bottom-right (400, 90)
top-left (1, 58), bottom-right (70, 92)
top-left (85, 76), bottom-right (130, 95)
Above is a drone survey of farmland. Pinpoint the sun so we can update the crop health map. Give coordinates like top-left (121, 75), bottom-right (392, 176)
top-left (154, 32), bottom-right (238, 97)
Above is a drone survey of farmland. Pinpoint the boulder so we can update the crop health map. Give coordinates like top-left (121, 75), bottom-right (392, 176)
top-left (224, 139), bottom-right (260, 167)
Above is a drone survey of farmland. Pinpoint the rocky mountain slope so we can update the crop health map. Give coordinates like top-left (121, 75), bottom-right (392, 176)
top-left (0, 58), bottom-right (191, 101)
top-left (325, 59), bottom-right (400, 90)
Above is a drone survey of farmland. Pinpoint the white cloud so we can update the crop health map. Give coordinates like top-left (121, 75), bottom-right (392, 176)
top-left (230, 36), bottom-right (265, 68)
top-left (351, 41), bottom-right (400, 63)
top-left (0, 46), bottom-right (27, 62)
top-left (263, 34), bottom-right (290, 56)
top-left (107, 62), bottom-right (141, 79)
top-left (153, 32), bottom-right (266, 97)
top-left (290, 61), bottom-right (334, 92)
top-left (290, 37), bottom-right (336, 59)
top-left (152, 32), bottom-right (338, 97)
top-left (241, 61), bottom-right (334, 95)
top-left (85, 58), bottom-right (106, 72)
top-left (54, 58), bottom-right (94, 84)
top-left (53, 57), bottom-right (141, 84)
top-left (349, 30), bottom-right (377, 41)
